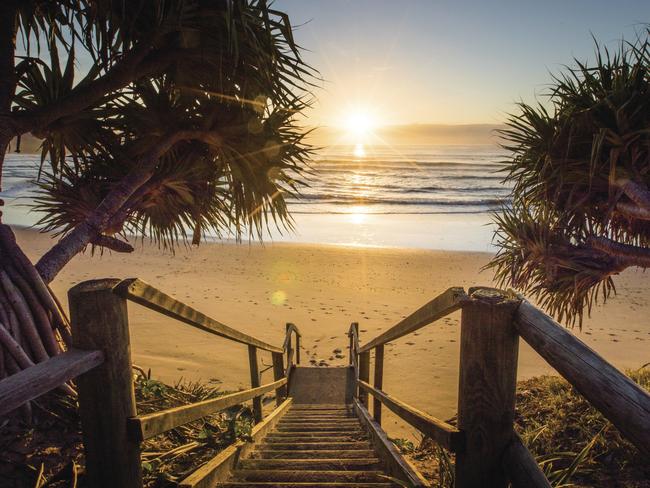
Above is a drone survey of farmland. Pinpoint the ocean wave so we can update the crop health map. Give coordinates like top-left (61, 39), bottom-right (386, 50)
top-left (314, 161), bottom-right (503, 171)
top-left (289, 195), bottom-right (509, 206)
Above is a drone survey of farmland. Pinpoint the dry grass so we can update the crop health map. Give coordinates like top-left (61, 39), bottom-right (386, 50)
top-left (3, 368), bottom-right (648, 487)
top-left (0, 369), bottom-right (268, 487)
top-left (406, 366), bottom-right (650, 488)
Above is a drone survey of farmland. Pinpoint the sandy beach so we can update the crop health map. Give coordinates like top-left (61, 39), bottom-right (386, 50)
top-left (16, 228), bottom-right (650, 441)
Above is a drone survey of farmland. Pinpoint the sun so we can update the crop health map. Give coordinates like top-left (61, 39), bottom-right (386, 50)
top-left (340, 107), bottom-right (379, 144)
top-left (344, 110), bottom-right (375, 137)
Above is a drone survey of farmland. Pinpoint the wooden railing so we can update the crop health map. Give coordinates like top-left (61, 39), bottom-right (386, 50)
top-left (0, 278), bottom-right (300, 488)
top-left (349, 286), bottom-right (650, 488)
top-left (0, 348), bottom-right (104, 417)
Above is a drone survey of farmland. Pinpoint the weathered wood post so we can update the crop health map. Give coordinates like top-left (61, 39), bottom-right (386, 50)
top-left (359, 351), bottom-right (370, 406)
top-left (285, 323), bottom-right (293, 368)
top-left (272, 351), bottom-right (287, 406)
top-left (69, 279), bottom-right (142, 488)
top-left (349, 322), bottom-right (359, 366)
top-left (289, 323), bottom-right (301, 365)
top-left (373, 344), bottom-right (384, 424)
top-left (248, 345), bottom-right (263, 422)
top-left (455, 287), bottom-right (520, 488)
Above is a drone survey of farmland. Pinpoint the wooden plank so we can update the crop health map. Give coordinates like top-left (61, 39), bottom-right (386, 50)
top-left (353, 399), bottom-right (429, 488)
top-left (248, 345), bottom-right (262, 423)
top-left (359, 287), bottom-right (468, 353)
top-left (503, 433), bottom-right (552, 488)
top-left (455, 288), bottom-right (520, 488)
top-left (114, 279), bottom-right (282, 353)
top-left (349, 322), bottom-right (359, 375)
top-left (295, 334), bottom-right (301, 364)
top-left (348, 322), bottom-right (357, 366)
top-left (372, 345), bottom-right (384, 425)
top-left (0, 348), bottom-right (104, 417)
top-left (358, 380), bottom-right (463, 452)
top-left (69, 279), bottom-right (142, 488)
top-left (285, 346), bottom-right (295, 392)
top-left (358, 351), bottom-right (370, 406)
top-left (129, 378), bottom-right (288, 441)
top-left (516, 300), bottom-right (650, 455)
top-left (179, 398), bottom-right (293, 488)
top-left (271, 352), bottom-right (286, 406)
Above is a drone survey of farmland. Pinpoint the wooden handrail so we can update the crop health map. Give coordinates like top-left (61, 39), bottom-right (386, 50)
top-left (114, 278), bottom-right (282, 354)
top-left (0, 348), bottom-right (104, 417)
top-left (128, 377), bottom-right (288, 441)
top-left (359, 287), bottom-right (468, 353)
top-left (516, 300), bottom-right (650, 455)
top-left (358, 380), bottom-right (464, 452)
top-left (502, 433), bottom-right (552, 488)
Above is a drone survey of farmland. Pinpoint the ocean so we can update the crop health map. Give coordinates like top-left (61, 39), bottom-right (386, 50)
top-left (297, 144), bottom-right (509, 215)
top-left (0, 144), bottom-right (510, 252)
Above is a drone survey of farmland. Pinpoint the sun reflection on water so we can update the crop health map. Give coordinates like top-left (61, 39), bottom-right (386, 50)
top-left (353, 143), bottom-right (366, 158)
top-left (347, 205), bottom-right (370, 224)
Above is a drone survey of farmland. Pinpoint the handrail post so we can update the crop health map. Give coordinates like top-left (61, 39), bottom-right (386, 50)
top-left (359, 351), bottom-right (370, 406)
top-left (349, 322), bottom-right (359, 366)
top-left (455, 288), bottom-right (520, 488)
top-left (295, 333), bottom-right (301, 365)
top-left (248, 345), bottom-right (263, 423)
top-left (271, 351), bottom-right (287, 406)
top-left (285, 323), bottom-right (293, 368)
top-left (373, 344), bottom-right (384, 424)
top-left (69, 279), bottom-right (142, 488)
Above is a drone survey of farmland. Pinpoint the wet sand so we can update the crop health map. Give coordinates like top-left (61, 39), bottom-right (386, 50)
top-left (16, 228), bottom-right (650, 440)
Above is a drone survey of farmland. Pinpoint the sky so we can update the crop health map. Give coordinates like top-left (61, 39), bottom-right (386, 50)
top-left (274, 0), bottom-right (650, 130)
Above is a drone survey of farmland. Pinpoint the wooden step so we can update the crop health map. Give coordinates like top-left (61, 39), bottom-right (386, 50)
top-left (259, 442), bottom-right (372, 450)
top-left (218, 483), bottom-right (396, 488)
top-left (239, 458), bottom-right (383, 471)
top-left (253, 450), bottom-right (378, 460)
top-left (285, 411), bottom-right (356, 416)
top-left (266, 432), bottom-right (367, 440)
top-left (267, 430), bottom-right (367, 437)
top-left (279, 419), bottom-right (360, 425)
top-left (282, 416), bottom-right (356, 421)
top-left (263, 437), bottom-right (368, 445)
top-left (287, 407), bottom-right (353, 410)
top-left (267, 430), bottom-right (365, 436)
top-left (235, 470), bottom-right (387, 483)
top-left (276, 425), bottom-right (363, 432)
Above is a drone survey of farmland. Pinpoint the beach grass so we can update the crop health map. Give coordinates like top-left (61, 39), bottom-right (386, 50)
top-left (405, 367), bottom-right (650, 487)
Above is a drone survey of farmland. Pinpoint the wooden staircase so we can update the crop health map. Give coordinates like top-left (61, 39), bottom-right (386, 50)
top-left (219, 404), bottom-right (396, 488)
top-left (208, 364), bottom-right (426, 488)
top-left (44, 279), bottom-right (649, 488)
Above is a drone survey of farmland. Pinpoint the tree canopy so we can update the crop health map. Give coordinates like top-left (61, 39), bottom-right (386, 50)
top-left (0, 0), bottom-right (316, 385)
top-left (1, 0), bottom-right (316, 281)
top-left (488, 30), bottom-right (650, 325)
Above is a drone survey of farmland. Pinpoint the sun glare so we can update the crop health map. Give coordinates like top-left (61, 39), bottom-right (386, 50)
top-left (344, 111), bottom-right (374, 136)
top-left (340, 107), bottom-right (379, 145)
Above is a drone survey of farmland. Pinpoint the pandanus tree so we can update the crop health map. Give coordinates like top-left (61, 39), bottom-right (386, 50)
top-left (0, 0), bottom-right (314, 390)
top-left (488, 31), bottom-right (650, 325)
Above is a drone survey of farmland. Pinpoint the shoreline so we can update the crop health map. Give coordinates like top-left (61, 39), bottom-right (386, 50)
top-left (14, 227), bottom-right (650, 440)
